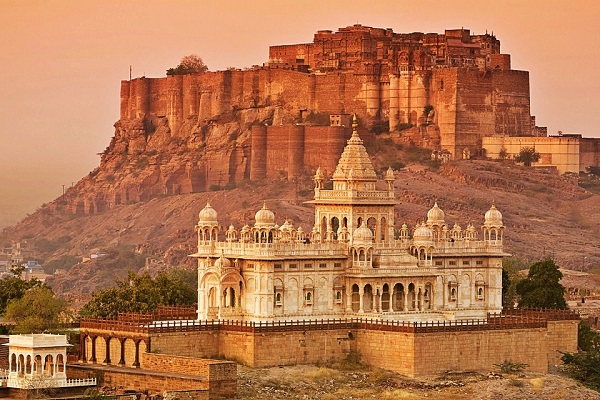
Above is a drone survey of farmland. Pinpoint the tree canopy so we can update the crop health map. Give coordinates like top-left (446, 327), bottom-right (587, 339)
top-left (561, 321), bottom-right (600, 392)
top-left (0, 269), bottom-right (46, 315)
top-left (166, 54), bottom-right (208, 76)
top-left (514, 146), bottom-right (541, 167)
top-left (516, 258), bottom-right (567, 309)
top-left (80, 269), bottom-right (197, 318)
top-left (4, 286), bottom-right (70, 334)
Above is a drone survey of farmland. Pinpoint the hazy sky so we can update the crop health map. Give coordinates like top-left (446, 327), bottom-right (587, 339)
top-left (1, 0), bottom-right (599, 227)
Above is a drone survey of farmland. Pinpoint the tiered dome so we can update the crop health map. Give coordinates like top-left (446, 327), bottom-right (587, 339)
top-left (331, 116), bottom-right (378, 183)
top-left (255, 203), bottom-right (275, 227)
top-left (484, 202), bottom-right (503, 227)
top-left (279, 219), bottom-right (293, 232)
top-left (198, 202), bottom-right (218, 225)
top-left (426, 202), bottom-right (445, 225)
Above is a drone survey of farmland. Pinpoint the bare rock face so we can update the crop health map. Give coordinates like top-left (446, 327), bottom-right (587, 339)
top-left (61, 107), bottom-right (274, 217)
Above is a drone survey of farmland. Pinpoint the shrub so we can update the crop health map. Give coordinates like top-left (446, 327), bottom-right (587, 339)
top-left (494, 360), bottom-right (528, 374)
top-left (304, 112), bottom-right (330, 126)
top-left (396, 123), bottom-right (413, 131)
top-left (369, 120), bottom-right (389, 134)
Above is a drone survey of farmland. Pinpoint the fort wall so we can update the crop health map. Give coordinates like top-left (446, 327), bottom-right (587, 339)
top-left (482, 136), bottom-right (582, 174)
top-left (250, 125), bottom-right (352, 181)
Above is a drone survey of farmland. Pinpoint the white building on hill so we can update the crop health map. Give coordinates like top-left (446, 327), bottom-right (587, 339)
top-left (193, 117), bottom-right (508, 322)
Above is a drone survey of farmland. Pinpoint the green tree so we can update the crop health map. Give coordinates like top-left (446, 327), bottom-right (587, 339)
top-left (4, 286), bottom-right (70, 333)
top-left (561, 351), bottom-right (600, 392)
top-left (561, 320), bottom-right (600, 392)
top-left (514, 146), bottom-right (541, 167)
top-left (578, 320), bottom-right (600, 352)
top-left (166, 54), bottom-right (208, 76)
top-left (516, 258), bottom-right (567, 309)
top-left (81, 269), bottom-right (197, 318)
top-left (0, 274), bottom-right (45, 315)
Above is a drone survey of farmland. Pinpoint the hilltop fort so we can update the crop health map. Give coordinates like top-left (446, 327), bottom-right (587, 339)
top-left (59, 24), bottom-right (556, 216)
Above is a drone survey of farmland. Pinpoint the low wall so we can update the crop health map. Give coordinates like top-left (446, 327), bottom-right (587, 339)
top-left (68, 365), bottom-right (207, 395)
top-left (252, 328), bottom-right (354, 367)
top-left (80, 311), bottom-right (580, 379)
top-left (546, 320), bottom-right (579, 366)
top-left (141, 354), bottom-right (236, 398)
top-left (355, 330), bottom-right (415, 376)
top-left (150, 331), bottom-right (219, 359)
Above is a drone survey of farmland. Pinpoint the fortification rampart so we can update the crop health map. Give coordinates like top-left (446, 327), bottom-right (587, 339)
top-left (79, 309), bottom-right (579, 378)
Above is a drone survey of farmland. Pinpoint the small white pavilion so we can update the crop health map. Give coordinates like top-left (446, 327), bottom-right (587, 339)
top-left (3, 334), bottom-right (95, 389)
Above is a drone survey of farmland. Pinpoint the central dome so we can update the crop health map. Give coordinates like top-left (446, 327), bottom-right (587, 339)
top-left (427, 202), bottom-right (445, 225)
top-left (331, 116), bottom-right (377, 182)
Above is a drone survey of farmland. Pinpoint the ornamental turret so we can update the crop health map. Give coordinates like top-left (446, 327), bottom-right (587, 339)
top-left (483, 201), bottom-right (504, 243)
top-left (197, 202), bottom-right (219, 245)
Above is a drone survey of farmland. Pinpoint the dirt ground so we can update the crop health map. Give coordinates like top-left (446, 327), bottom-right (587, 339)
top-left (236, 364), bottom-right (600, 400)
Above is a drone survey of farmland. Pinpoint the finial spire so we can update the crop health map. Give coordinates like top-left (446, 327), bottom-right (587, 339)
top-left (348, 114), bottom-right (363, 144)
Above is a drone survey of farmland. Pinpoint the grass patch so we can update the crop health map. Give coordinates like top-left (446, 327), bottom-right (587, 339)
top-left (509, 378), bottom-right (524, 387)
top-left (530, 377), bottom-right (545, 392)
top-left (301, 367), bottom-right (339, 383)
top-left (328, 350), bottom-right (368, 371)
top-left (380, 390), bottom-right (421, 399)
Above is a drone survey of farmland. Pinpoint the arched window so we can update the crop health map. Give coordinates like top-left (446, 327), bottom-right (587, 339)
top-left (10, 354), bottom-right (16, 372)
top-left (381, 284), bottom-right (390, 312)
top-left (331, 217), bottom-right (340, 239)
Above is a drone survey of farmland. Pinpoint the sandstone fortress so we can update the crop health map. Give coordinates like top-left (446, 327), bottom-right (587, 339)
top-left (65, 24), bottom-right (594, 216)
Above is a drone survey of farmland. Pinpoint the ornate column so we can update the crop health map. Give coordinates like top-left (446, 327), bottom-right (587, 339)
top-left (358, 287), bottom-right (364, 313)
top-left (103, 336), bottom-right (112, 364)
top-left (79, 334), bottom-right (87, 362)
top-left (118, 338), bottom-right (127, 366)
top-left (345, 288), bottom-right (353, 313)
top-left (90, 336), bottom-right (97, 363)
top-left (133, 339), bottom-right (142, 368)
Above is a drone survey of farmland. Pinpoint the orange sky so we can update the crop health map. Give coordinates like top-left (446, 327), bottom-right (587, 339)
top-left (0, 0), bottom-right (599, 228)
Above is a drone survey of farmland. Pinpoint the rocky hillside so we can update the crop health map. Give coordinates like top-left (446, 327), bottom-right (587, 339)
top-left (1, 144), bottom-right (599, 299)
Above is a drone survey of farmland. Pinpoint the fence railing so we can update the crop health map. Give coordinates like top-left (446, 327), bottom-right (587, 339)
top-left (81, 308), bottom-right (579, 335)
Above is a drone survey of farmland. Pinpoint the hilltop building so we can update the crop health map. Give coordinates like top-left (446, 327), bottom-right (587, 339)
top-left (195, 117), bottom-right (506, 322)
top-left (66, 24), bottom-right (600, 216)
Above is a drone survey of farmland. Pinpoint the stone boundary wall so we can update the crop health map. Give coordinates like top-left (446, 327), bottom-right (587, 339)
top-left (546, 320), bottom-right (579, 366)
top-left (67, 365), bottom-right (208, 396)
top-left (251, 328), bottom-right (354, 367)
top-left (141, 354), bottom-right (237, 398)
top-left (356, 328), bottom-right (548, 377)
top-left (150, 331), bottom-right (219, 359)
top-left (80, 310), bottom-right (579, 379)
